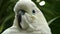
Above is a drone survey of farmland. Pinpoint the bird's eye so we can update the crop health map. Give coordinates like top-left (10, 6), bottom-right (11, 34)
top-left (32, 10), bottom-right (35, 13)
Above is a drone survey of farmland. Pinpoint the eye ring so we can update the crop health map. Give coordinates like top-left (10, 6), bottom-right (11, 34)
top-left (32, 10), bottom-right (35, 13)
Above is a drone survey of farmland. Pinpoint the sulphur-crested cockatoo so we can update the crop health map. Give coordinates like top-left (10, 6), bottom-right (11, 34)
top-left (2, 0), bottom-right (51, 34)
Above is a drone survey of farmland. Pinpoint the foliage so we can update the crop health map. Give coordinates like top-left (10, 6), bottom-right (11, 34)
top-left (0, 0), bottom-right (60, 34)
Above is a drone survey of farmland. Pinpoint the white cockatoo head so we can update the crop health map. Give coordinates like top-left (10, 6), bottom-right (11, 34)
top-left (1, 0), bottom-right (51, 34)
top-left (13, 0), bottom-right (51, 33)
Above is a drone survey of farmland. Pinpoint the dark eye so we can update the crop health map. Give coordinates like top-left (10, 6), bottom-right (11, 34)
top-left (32, 10), bottom-right (35, 13)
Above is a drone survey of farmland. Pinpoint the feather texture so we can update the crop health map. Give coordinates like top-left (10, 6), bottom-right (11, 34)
top-left (2, 0), bottom-right (51, 34)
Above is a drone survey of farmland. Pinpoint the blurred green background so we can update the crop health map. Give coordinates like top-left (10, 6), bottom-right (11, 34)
top-left (0, 0), bottom-right (60, 34)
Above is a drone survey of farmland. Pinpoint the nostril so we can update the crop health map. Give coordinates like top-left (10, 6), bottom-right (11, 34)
top-left (20, 9), bottom-right (25, 15)
top-left (21, 11), bottom-right (25, 15)
top-left (18, 9), bottom-right (26, 15)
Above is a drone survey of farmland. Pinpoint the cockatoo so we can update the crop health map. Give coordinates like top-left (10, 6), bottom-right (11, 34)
top-left (2, 0), bottom-right (51, 34)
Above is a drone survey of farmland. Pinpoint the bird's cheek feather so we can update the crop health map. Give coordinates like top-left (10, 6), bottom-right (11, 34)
top-left (25, 13), bottom-right (37, 23)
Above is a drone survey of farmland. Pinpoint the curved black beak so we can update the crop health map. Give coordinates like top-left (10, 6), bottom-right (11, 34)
top-left (17, 9), bottom-right (25, 29)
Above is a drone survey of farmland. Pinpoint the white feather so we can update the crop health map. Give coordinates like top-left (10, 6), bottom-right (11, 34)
top-left (19, 0), bottom-right (31, 1)
top-left (36, 0), bottom-right (40, 2)
top-left (39, 1), bottom-right (45, 6)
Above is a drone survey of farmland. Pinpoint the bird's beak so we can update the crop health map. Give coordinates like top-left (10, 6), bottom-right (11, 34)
top-left (17, 9), bottom-right (25, 29)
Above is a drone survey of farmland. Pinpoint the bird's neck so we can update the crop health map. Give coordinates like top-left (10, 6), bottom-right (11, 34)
top-left (13, 16), bottom-right (19, 27)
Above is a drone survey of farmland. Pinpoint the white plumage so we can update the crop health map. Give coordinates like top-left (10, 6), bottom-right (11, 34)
top-left (39, 1), bottom-right (45, 6)
top-left (2, 0), bottom-right (51, 34)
